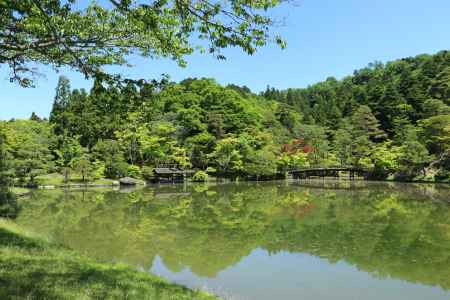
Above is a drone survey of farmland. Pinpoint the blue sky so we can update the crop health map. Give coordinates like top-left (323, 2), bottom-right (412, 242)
top-left (1, 0), bottom-right (449, 120)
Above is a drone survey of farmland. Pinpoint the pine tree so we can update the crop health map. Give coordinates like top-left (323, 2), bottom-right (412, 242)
top-left (398, 126), bottom-right (433, 178)
top-left (351, 105), bottom-right (387, 141)
top-left (286, 89), bottom-right (295, 106)
top-left (392, 116), bottom-right (412, 144)
top-left (429, 66), bottom-right (450, 103)
top-left (29, 112), bottom-right (41, 122)
top-left (378, 82), bottom-right (405, 130)
top-left (49, 76), bottom-right (71, 135)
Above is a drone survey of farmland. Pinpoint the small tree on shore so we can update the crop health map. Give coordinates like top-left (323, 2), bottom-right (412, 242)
top-left (55, 135), bottom-right (85, 183)
top-left (71, 155), bottom-right (93, 182)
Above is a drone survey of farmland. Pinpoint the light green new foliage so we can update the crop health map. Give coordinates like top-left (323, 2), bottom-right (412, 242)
top-left (243, 147), bottom-right (277, 179)
top-left (371, 142), bottom-right (402, 175)
top-left (1, 120), bottom-right (54, 185)
top-left (192, 171), bottom-right (209, 182)
top-left (208, 136), bottom-right (244, 174)
top-left (127, 165), bottom-right (142, 178)
top-left (71, 155), bottom-right (94, 182)
top-left (290, 152), bottom-right (310, 169)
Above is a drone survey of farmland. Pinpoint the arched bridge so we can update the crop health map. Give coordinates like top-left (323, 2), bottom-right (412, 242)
top-left (288, 166), bottom-right (371, 180)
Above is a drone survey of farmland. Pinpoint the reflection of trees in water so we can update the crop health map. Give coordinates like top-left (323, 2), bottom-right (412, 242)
top-left (15, 182), bottom-right (450, 289)
top-left (295, 179), bottom-right (450, 202)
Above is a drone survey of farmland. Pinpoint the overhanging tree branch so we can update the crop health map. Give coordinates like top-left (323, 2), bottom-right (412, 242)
top-left (0, 0), bottom-right (289, 87)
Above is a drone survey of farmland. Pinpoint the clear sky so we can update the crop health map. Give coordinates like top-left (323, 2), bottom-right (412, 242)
top-left (1, 0), bottom-right (449, 120)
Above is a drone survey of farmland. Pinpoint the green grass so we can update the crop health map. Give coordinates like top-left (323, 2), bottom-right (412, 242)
top-left (34, 173), bottom-right (118, 187)
top-left (0, 219), bottom-right (218, 300)
top-left (10, 187), bottom-right (30, 196)
top-left (90, 178), bottom-right (117, 185)
top-left (35, 173), bottom-right (65, 186)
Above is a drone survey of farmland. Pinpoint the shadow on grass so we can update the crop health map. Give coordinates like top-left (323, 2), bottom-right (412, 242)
top-left (0, 257), bottom-right (201, 299)
top-left (0, 224), bottom-right (216, 300)
top-left (0, 228), bottom-right (42, 250)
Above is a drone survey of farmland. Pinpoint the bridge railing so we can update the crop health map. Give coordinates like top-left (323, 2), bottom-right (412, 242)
top-left (287, 165), bottom-right (371, 173)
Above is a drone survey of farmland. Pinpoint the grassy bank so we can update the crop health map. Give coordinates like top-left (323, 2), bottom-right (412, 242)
top-left (10, 187), bottom-right (30, 196)
top-left (34, 173), bottom-right (119, 187)
top-left (0, 219), bottom-right (218, 300)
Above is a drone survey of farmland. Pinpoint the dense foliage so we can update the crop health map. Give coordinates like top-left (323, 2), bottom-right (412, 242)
top-left (0, 130), bottom-right (18, 217)
top-left (1, 51), bottom-right (449, 184)
top-left (263, 50), bottom-right (450, 180)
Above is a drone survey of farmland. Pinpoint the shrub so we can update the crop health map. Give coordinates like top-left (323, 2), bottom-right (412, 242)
top-left (192, 171), bottom-right (208, 182)
top-left (205, 166), bottom-right (216, 174)
top-left (435, 169), bottom-right (450, 182)
top-left (104, 161), bottom-right (128, 179)
top-left (127, 165), bottom-right (142, 178)
top-left (141, 166), bottom-right (154, 181)
top-left (92, 160), bottom-right (106, 180)
top-left (46, 161), bottom-right (59, 174)
top-left (70, 155), bottom-right (93, 182)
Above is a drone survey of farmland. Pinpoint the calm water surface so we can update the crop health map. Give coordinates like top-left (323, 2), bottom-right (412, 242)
top-left (16, 180), bottom-right (450, 300)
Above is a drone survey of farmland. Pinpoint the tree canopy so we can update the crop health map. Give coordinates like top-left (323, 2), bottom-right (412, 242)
top-left (0, 0), bottom-right (286, 86)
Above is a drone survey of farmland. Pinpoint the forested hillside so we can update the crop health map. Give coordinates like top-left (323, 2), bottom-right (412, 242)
top-left (1, 51), bottom-right (449, 185)
top-left (263, 50), bottom-right (450, 130)
top-left (263, 50), bottom-right (450, 180)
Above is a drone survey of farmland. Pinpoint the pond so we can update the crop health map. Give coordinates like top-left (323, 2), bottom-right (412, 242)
top-left (15, 180), bottom-right (450, 300)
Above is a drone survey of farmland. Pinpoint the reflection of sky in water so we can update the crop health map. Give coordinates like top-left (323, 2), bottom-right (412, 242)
top-left (151, 248), bottom-right (450, 300)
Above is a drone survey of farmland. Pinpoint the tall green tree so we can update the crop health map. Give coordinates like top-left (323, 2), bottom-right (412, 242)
top-left (429, 66), bottom-right (450, 103)
top-left (419, 114), bottom-right (450, 155)
top-left (245, 148), bottom-right (278, 180)
top-left (398, 126), bottom-right (434, 178)
top-left (55, 135), bottom-right (85, 183)
top-left (49, 76), bottom-right (71, 135)
top-left (296, 124), bottom-right (329, 166)
top-left (422, 99), bottom-right (450, 118)
top-left (275, 103), bottom-right (302, 133)
top-left (351, 105), bottom-right (386, 142)
top-left (92, 139), bottom-right (128, 179)
top-left (71, 155), bottom-right (93, 182)
top-left (333, 125), bottom-right (353, 165)
top-left (208, 136), bottom-right (244, 176)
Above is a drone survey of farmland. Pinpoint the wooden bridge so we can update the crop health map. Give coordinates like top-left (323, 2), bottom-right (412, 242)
top-left (288, 166), bottom-right (370, 180)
